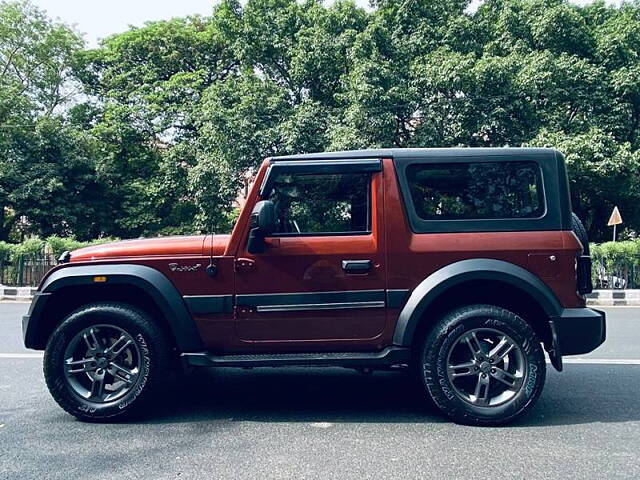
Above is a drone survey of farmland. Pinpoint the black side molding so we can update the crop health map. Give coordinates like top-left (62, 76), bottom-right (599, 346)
top-left (183, 295), bottom-right (233, 314)
top-left (386, 289), bottom-right (410, 309)
top-left (237, 289), bottom-right (386, 312)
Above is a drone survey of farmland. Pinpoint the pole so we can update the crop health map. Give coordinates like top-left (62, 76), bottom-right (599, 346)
top-left (613, 224), bottom-right (616, 242)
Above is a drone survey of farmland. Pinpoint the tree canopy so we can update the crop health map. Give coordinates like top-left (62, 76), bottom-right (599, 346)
top-left (1, 0), bottom-right (639, 242)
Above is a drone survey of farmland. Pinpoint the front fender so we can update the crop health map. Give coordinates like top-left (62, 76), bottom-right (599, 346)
top-left (392, 259), bottom-right (563, 347)
top-left (23, 264), bottom-right (203, 351)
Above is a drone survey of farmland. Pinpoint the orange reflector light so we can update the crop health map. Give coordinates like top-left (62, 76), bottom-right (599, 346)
top-left (93, 276), bottom-right (107, 283)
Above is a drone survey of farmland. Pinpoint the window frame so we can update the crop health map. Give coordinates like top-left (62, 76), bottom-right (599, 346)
top-left (260, 158), bottom-right (380, 237)
top-left (394, 153), bottom-right (562, 234)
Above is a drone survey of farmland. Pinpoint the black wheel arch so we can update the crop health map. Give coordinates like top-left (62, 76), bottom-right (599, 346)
top-left (23, 264), bottom-right (203, 352)
top-left (393, 259), bottom-right (563, 350)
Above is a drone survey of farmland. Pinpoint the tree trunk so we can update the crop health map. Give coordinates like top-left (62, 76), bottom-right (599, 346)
top-left (0, 204), bottom-right (6, 241)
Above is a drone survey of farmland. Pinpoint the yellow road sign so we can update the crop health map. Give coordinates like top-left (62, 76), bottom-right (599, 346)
top-left (607, 206), bottom-right (622, 226)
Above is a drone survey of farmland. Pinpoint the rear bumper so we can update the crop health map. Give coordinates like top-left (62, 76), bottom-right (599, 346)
top-left (553, 307), bottom-right (606, 356)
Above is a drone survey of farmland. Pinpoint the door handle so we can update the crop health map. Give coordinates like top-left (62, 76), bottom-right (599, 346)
top-left (342, 260), bottom-right (372, 273)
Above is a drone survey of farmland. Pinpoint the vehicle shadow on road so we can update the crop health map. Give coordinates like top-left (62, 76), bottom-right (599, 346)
top-left (134, 363), bottom-right (640, 427)
top-left (145, 366), bottom-right (446, 425)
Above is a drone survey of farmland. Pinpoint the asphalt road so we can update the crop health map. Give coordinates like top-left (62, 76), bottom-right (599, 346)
top-left (1, 303), bottom-right (639, 479)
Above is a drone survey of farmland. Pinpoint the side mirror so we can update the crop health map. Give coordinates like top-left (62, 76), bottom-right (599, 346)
top-left (247, 200), bottom-right (276, 254)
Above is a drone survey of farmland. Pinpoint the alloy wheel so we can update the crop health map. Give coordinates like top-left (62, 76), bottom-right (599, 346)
top-left (63, 324), bottom-right (142, 403)
top-left (446, 327), bottom-right (527, 407)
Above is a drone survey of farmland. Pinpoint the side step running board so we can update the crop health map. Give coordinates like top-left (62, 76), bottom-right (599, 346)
top-left (181, 346), bottom-right (411, 368)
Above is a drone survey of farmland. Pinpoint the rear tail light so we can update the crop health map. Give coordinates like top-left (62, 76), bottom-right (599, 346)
top-left (576, 255), bottom-right (593, 295)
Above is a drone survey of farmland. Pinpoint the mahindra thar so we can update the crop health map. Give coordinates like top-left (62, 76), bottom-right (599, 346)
top-left (23, 148), bottom-right (605, 425)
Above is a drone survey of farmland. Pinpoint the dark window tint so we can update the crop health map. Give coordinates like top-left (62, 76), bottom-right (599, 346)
top-left (406, 161), bottom-right (544, 220)
top-left (266, 172), bottom-right (371, 234)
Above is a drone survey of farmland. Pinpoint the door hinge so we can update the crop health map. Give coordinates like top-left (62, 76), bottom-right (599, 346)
top-left (235, 258), bottom-right (256, 272)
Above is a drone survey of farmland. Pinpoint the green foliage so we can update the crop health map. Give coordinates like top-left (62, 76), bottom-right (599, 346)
top-left (0, 235), bottom-right (119, 286)
top-left (45, 235), bottom-right (117, 258)
top-left (0, 236), bottom-right (117, 263)
top-left (2, 0), bottom-right (640, 242)
top-left (13, 236), bottom-right (43, 256)
top-left (0, 240), bottom-right (17, 259)
top-left (591, 240), bottom-right (640, 288)
top-left (0, 1), bottom-right (92, 240)
top-left (529, 128), bottom-right (640, 240)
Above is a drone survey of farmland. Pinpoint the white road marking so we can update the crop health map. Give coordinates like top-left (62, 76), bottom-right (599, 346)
top-left (560, 358), bottom-right (640, 365)
top-left (310, 422), bottom-right (333, 428)
top-left (0, 353), bottom-right (43, 358)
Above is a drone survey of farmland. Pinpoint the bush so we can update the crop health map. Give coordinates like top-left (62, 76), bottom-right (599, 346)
top-left (0, 236), bottom-right (119, 286)
top-left (0, 241), bottom-right (18, 261)
top-left (591, 240), bottom-right (640, 289)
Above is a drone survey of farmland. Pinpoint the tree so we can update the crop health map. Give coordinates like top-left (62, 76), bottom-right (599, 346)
top-left (4, 0), bottom-right (640, 242)
top-left (3, 116), bottom-right (107, 239)
top-left (530, 128), bottom-right (640, 240)
top-left (0, 0), bottom-right (88, 240)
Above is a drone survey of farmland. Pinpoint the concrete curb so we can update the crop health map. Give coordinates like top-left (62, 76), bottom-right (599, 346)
top-left (586, 290), bottom-right (640, 307)
top-left (0, 286), bottom-right (38, 302)
top-left (1, 285), bottom-right (639, 306)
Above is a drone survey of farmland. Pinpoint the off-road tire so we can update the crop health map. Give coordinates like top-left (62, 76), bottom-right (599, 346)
top-left (44, 302), bottom-right (172, 422)
top-left (571, 212), bottom-right (589, 255)
top-left (420, 304), bottom-right (546, 426)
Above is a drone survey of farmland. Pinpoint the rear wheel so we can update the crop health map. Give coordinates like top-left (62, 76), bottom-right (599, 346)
top-left (419, 304), bottom-right (546, 426)
top-left (44, 302), bottom-right (172, 422)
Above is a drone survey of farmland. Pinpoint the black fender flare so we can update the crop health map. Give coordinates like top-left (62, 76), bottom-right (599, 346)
top-left (392, 258), bottom-right (563, 347)
top-left (24, 264), bottom-right (203, 351)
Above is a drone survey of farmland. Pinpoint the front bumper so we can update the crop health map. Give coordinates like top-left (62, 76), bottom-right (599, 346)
top-left (552, 307), bottom-right (606, 357)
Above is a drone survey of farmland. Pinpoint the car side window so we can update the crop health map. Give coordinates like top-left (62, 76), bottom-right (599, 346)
top-left (406, 161), bottom-right (544, 221)
top-left (265, 172), bottom-right (371, 235)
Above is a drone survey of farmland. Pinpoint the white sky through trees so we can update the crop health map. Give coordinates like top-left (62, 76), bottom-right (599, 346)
top-left (28, 0), bottom-right (622, 48)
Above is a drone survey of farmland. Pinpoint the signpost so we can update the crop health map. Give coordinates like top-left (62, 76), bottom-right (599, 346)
top-left (607, 206), bottom-right (623, 242)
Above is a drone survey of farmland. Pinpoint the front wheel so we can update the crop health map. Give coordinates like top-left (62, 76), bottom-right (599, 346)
top-left (44, 302), bottom-right (172, 422)
top-left (420, 305), bottom-right (546, 426)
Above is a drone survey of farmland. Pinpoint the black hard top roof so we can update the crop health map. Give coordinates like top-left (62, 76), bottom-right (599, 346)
top-left (269, 147), bottom-right (558, 162)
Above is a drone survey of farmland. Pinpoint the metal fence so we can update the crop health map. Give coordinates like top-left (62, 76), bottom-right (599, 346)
top-left (592, 259), bottom-right (639, 290)
top-left (0, 251), bottom-right (57, 287)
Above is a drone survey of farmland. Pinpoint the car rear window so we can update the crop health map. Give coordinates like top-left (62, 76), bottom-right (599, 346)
top-left (406, 161), bottom-right (544, 221)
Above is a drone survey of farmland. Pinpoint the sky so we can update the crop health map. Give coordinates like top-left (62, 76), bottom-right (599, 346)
top-left (29, 0), bottom-right (622, 48)
top-left (29, 0), bottom-right (371, 47)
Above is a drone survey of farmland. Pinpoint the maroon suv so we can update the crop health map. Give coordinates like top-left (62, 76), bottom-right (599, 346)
top-left (23, 148), bottom-right (605, 425)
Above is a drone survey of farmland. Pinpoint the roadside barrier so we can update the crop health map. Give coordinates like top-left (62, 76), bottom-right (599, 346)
top-left (0, 286), bottom-right (38, 301)
top-left (586, 290), bottom-right (640, 306)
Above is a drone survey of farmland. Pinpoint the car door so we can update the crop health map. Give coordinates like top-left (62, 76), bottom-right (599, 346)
top-left (235, 158), bottom-right (388, 353)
